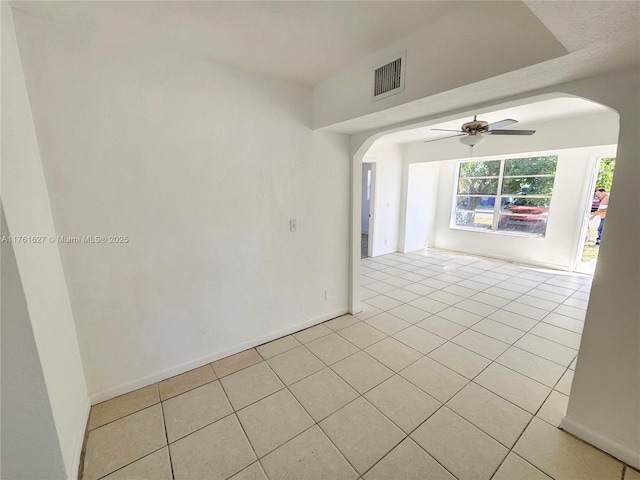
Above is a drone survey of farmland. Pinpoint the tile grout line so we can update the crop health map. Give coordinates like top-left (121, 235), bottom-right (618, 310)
top-left (94, 446), bottom-right (169, 480)
top-left (214, 375), bottom-right (264, 478)
top-left (158, 393), bottom-right (176, 480)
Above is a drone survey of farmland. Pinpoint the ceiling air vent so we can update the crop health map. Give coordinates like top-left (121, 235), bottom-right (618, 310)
top-left (371, 52), bottom-right (406, 102)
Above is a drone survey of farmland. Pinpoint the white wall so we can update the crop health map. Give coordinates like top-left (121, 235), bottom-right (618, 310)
top-left (13, 10), bottom-right (351, 401)
top-left (1, 206), bottom-right (67, 479)
top-left (403, 162), bottom-right (440, 252)
top-left (364, 142), bottom-right (402, 256)
top-left (1, 4), bottom-right (90, 477)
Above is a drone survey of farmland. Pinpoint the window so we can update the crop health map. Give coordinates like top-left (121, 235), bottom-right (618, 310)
top-left (453, 155), bottom-right (557, 236)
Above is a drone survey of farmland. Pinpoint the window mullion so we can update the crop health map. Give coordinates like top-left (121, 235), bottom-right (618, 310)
top-left (502, 174), bottom-right (554, 179)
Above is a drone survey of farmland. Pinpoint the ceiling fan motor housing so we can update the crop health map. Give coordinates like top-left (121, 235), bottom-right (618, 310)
top-left (461, 119), bottom-right (489, 134)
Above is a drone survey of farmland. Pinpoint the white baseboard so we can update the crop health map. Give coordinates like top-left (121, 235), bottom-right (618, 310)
top-left (560, 416), bottom-right (640, 470)
top-left (70, 396), bottom-right (91, 480)
top-left (429, 246), bottom-right (574, 273)
top-left (89, 307), bottom-right (349, 404)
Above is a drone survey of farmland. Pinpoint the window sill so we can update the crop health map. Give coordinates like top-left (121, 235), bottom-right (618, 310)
top-left (449, 224), bottom-right (545, 239)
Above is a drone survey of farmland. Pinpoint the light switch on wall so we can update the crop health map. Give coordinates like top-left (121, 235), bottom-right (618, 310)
top-left (290, 219), bottom-right (297, 232)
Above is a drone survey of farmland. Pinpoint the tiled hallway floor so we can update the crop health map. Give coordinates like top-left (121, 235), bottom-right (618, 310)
top-left (80, 249), bottom-right (640, 480)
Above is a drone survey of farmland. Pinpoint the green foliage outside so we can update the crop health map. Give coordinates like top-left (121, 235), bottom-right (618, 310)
top-left (502, 176), bottom-right (555, 196)
top-left (457, 155), bottom-right (559, 178)
top-left (581, 157), bottom-right (616, 263)
top-left (458, 156), bottom-right (557, 198)
top-left (595, 157), bottom-right (616, 192)
top-left (459, 160), bottom-right (500, 178)
top-left (500, 156), bottom-right (557, 199)
top-left (504, 156), bottom-right (557, 176)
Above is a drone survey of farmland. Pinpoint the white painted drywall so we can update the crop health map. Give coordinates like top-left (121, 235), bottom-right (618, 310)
top-left (1, 4), bottom-right (90, 477)
top-left (13, 10), bottom-right (351, 401)
top-left (313, 1), bottom-right (565, 129)
top-left (364, 141), bottom-right (402, 256)
top-left (403, 162), bottom-right (440, 252)
top-left (1, 207), bottom-right (67, 479)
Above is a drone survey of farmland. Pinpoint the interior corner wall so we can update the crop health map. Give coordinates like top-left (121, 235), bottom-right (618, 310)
top-left (13, 10), bottom-right (351, 401)
top-left (1, 4), bottom-right (90, 478)
top-left (1, 205), bottom-right (67, 480)
top-left (365, 142), bottom-right (402, 256)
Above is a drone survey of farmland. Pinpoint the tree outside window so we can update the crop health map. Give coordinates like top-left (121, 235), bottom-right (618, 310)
top-left (596, 157), bottom-right (615, 192)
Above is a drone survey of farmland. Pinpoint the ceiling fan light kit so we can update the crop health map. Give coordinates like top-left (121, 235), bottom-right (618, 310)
top-left (459, 134), bottom-right (485, 147)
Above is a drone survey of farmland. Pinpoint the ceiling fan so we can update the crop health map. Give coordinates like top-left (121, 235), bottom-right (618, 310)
top-left (426, 115), bottom-right (535, 147)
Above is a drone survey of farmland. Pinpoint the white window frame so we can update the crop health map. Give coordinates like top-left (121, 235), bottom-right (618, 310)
top-left (451, 155), bottom-right (557, 237)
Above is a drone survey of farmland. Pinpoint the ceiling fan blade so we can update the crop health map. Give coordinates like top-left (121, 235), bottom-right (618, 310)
top-left (431, 128), bottom-right (463, 132)
top-left (485, 129), bottom-right (536, 136)
top-left (424, 134), bottom-right (464, 143)
top-left (487, 118), bottom-right (518, 130)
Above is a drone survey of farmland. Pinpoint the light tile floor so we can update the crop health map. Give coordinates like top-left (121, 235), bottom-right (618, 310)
top-left (80, 248), bottom-right (639, 480)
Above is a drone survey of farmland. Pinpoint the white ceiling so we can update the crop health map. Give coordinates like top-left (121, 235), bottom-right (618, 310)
top-left (12, 1), bottom-right (639, 136)
top-left (12, 1), bottom-right (459, 87)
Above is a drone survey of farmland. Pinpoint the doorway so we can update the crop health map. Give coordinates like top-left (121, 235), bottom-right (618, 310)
top-left (361, 163), bottom-right (374, 258)
top-left (576, 156), bottom-right (616, 274)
